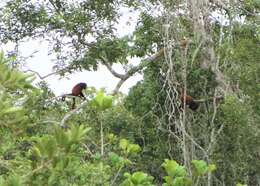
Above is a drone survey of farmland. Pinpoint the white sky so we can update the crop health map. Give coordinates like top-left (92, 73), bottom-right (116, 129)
top-left (0, 6), bottom-right (143, 96)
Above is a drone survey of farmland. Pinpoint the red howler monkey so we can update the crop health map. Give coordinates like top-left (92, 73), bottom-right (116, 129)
top-left (62, 82), bottom-right (87, 109)
top-left (180, 89), bottom-right (199, 111)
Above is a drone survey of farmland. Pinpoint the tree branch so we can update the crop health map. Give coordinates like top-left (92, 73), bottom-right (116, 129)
top-left (101, 48), bottom-right (165, 95)
top-left (60, 99), bottom-right (89, 128)
top-left (23, 66), bottom-right (71, 80)
top-left (100, 58), bottom-right (125, 79)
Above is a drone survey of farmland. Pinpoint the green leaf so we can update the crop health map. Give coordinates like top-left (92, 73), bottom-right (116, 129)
top-left (127, 144), bottom-right (141, 154)
top-left (236, 183), bottom-right (247, 186)
top-left (67, 125), bottom-right (90, 143)
top-left (208, 164), bottom-right (217, 172)
top-left (109, 152), bottom-right (120, 165)
top-left (54, 127), bottom-right (69, 148)
top-left (95, 91), bottom-right (105, 108)
top-left (102, 95), bottom-right (113, 109)
top-left (35, 136), bottom-right (57, 158)
top-left (163, 176), bottom-right (173, 185)
top-left (119, 139), bottom-right (129, 151)
top-left (162, 159), bottom-right (187, 178)
top-left (45, 137), bottom-right (57, 158)
top-left (4, 174), bottom-right (22, 186)
top-left (91, 91), bottom-right (113, 110)
top-left (131, 172), bottom-right (148, 184)
top-left (123, 172), bottom-right (131, 178)
top-left (5, 71), bottom-right (11, 81)
top-left (191, 160), bottom-right (208, 176)
top-left (172, 177), bottom-right (192, 186)
top-left (32, 147), bottom-right (42, 159)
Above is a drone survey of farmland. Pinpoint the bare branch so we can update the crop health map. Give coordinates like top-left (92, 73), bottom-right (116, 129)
top-left (23, 69), bottom-right (44, 79)
top-left (60, 99), bottom-right (88, 128)
top-left (112, 78), bottom-right (127, 95)
top-left (101, 48), bottom-right (165, 95)
top-left (23, 66), bottom-right (71, 80)
top-left (100, 58), bottom-right (125, 79)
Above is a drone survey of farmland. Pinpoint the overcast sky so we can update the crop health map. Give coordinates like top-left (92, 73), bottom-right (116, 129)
top-left (0, 5), bottom-right (143, 96)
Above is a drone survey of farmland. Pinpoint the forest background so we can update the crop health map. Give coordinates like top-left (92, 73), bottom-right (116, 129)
top-left (0, 0), bottom-right (259, 185)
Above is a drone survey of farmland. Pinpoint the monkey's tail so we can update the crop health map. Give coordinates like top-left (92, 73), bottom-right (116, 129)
top-left (61, 94), bottom-right (72, 101)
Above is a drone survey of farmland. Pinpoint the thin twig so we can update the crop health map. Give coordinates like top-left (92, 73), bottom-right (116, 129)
top-left (110, 165), bottom-right (124, 186)
top-left (23, 66), bottom-right (71, 80)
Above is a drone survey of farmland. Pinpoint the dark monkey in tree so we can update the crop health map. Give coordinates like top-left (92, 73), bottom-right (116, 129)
top-left (180, 89), bottom-right (199, 111)
top-left (62, 82), bottom-right (87, 109)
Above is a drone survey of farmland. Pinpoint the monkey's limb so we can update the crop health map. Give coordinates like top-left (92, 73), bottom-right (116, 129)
top-left (72, 98), bottom-right (76, 110)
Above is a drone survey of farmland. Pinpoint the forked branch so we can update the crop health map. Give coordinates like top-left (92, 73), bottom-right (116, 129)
top-left (101, 48), bottom-right (165, 95)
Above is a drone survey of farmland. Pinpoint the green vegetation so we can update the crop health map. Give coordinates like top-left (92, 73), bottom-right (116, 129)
top-left (0, 0), bottom-right (259, 185)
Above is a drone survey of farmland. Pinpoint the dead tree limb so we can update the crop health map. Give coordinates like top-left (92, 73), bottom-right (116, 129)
top-left (60, 99), bottom-right (88, 128)
top-left (101, 48), bottom-right (165, 95)
top-left (102, 61), bottom-right (125, 79)
top-left (23, 66), bottom-right (71, 80)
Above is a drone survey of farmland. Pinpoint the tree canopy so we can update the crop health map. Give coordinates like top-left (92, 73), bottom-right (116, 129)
top-left (0, 0), bottom-right (259, 185)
